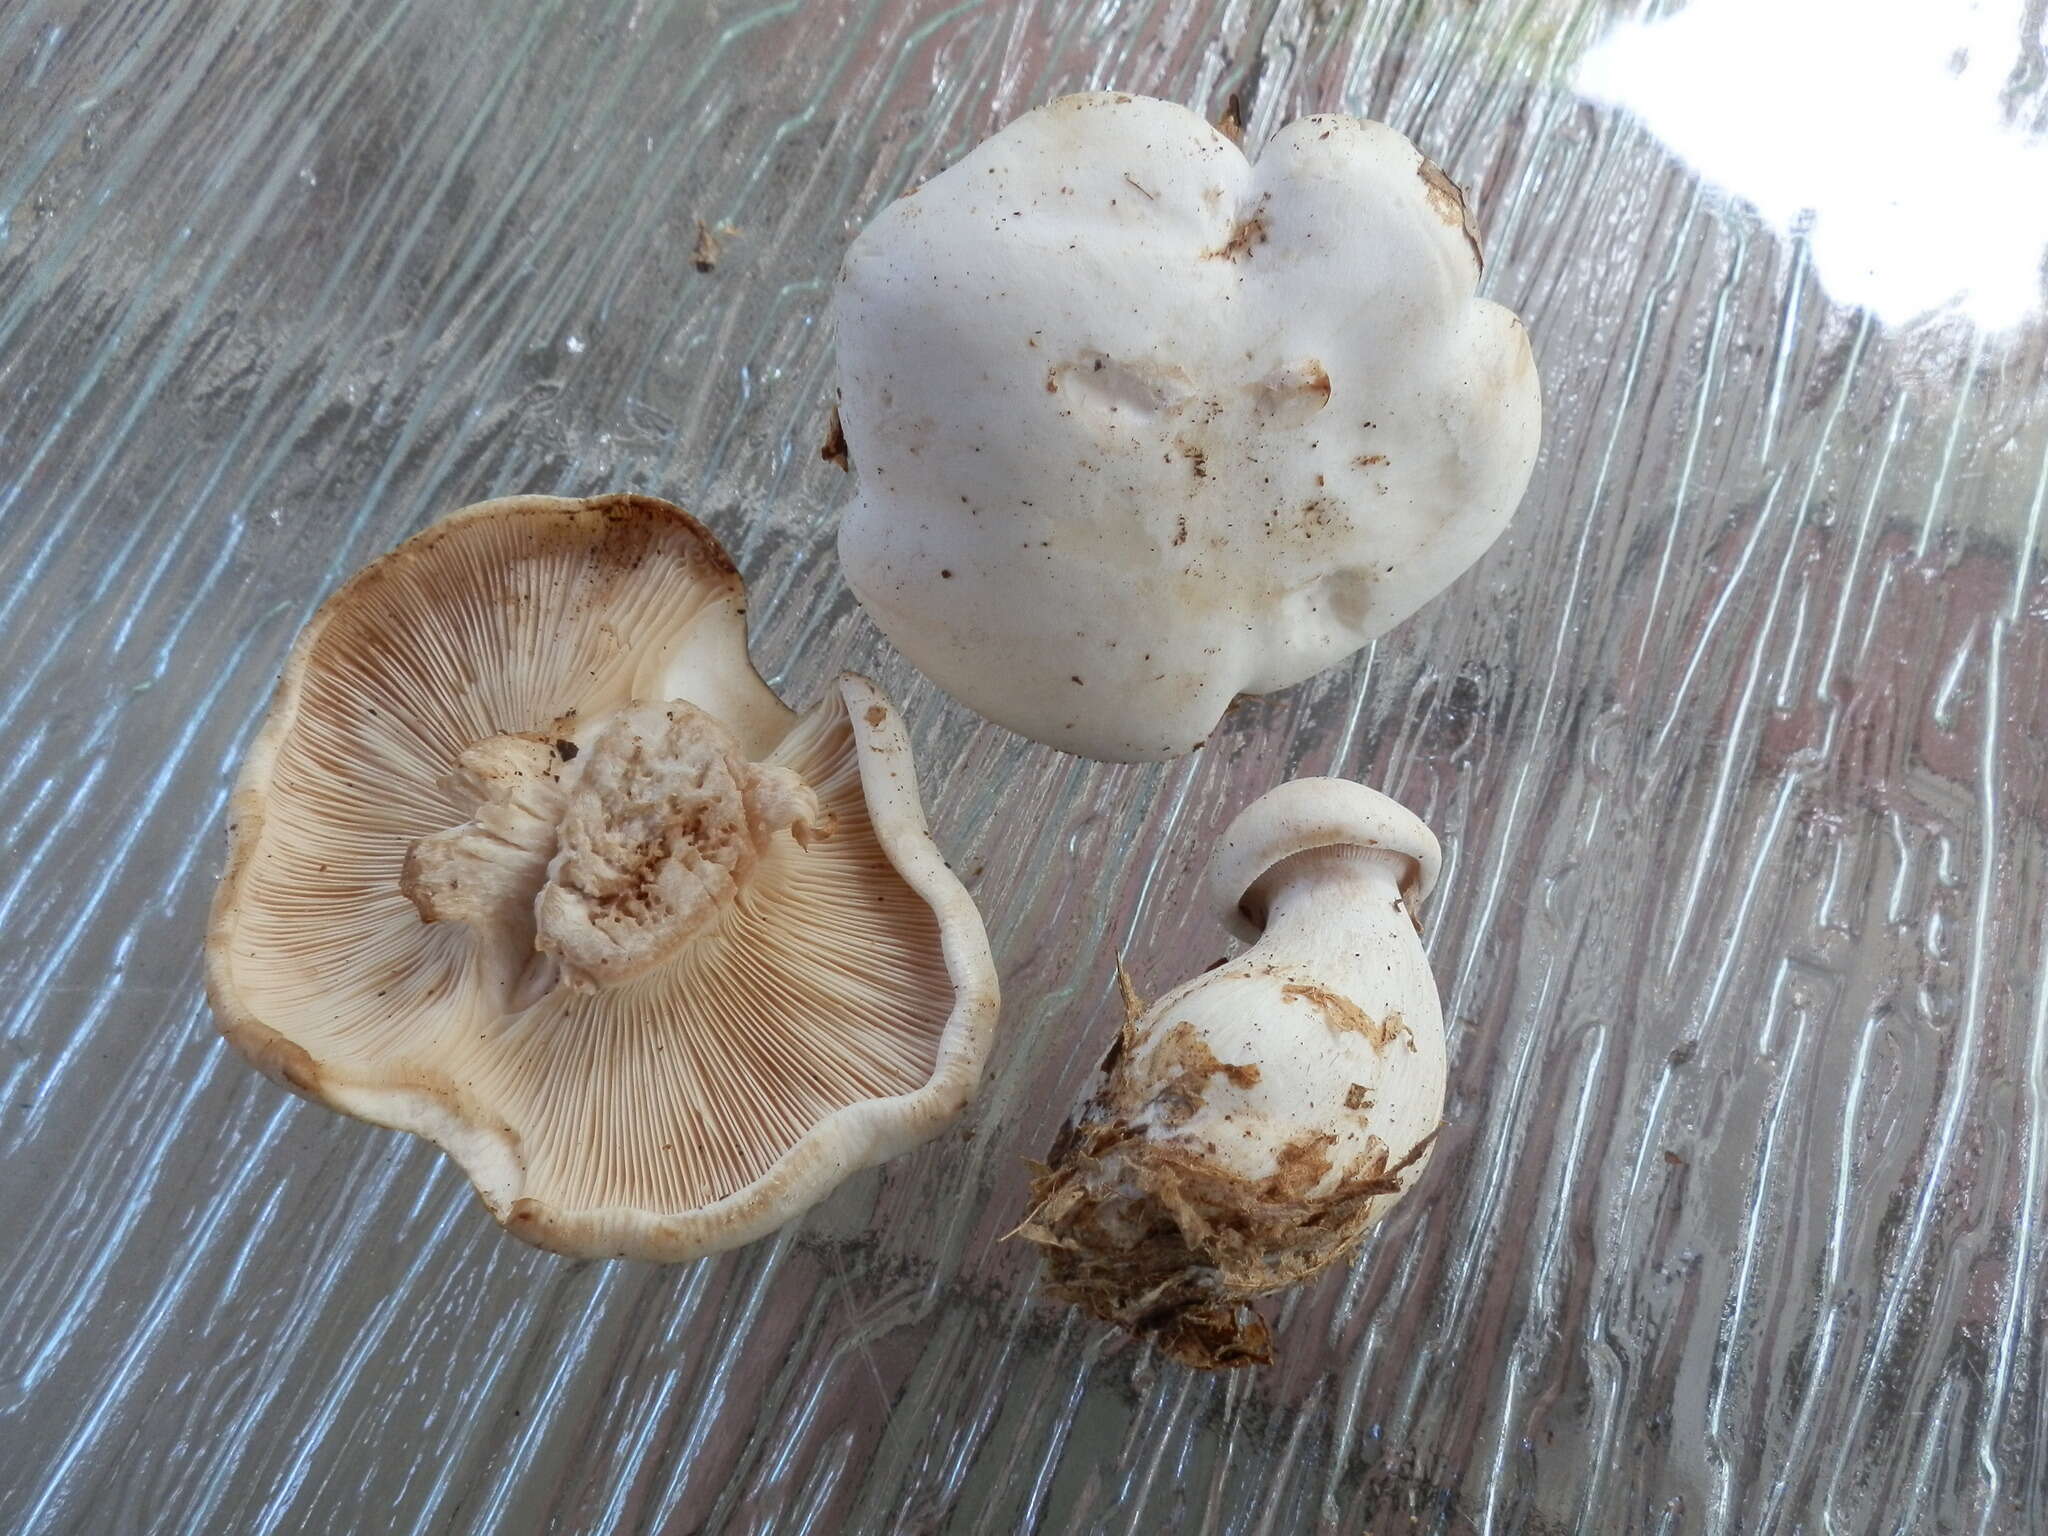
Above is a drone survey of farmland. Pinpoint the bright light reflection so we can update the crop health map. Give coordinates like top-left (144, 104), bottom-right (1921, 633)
top-left (1575, 0), bottom-right (2048, 331)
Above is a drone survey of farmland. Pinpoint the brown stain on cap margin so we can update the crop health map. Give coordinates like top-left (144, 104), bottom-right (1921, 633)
top-left (1417, 157), bottom-right (1483, 274)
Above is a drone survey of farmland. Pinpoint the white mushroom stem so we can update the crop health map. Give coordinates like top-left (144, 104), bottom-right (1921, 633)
top-left (1190, 844), bottom-right (1442, 1181)
top-left (403, 698), bottom-right (831, 1001)
top-left (1019, 777), bottom-right (1445, 1369)
top-left (537, 702), bottom-right (828, 993)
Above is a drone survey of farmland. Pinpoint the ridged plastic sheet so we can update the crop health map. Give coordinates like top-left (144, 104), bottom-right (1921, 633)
top-left (5, 0), bottom-right (2047, 1530)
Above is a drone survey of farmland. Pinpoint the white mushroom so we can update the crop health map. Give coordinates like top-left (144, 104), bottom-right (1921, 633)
top-left (208, 494), bottom-right (999, 1261)
top-left (833, 91), bottom-right (1541, 760)
top-left (1018, 777), bottom-right (1444, 1367)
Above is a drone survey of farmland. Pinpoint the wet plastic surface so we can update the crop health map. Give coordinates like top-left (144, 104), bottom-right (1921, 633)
top-left (4, 1), bottom-right (2046, 1530)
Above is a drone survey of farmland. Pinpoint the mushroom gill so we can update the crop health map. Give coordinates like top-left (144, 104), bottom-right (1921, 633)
top-left (208, 495), bottom-right (996, 1260)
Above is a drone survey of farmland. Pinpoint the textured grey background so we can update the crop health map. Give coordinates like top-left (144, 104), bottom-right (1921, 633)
top-left (4, 0), bottom-right (2047, 1531)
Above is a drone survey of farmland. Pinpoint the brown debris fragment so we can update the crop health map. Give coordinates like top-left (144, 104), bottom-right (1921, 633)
top-left (1281, 982), bottom-right (1403, 1050)
top-left (692, 219), bottom-right (737, 273)
top-left (1158, 1304), bottom-right (1271, 1367)
top-left (1264, 1131), bottom-right (1337, 1199)
top-left (1211, 212), bottom-right (1268, 262)
top-left (1214, 92), bottom-right (1245, 147)
top-left (1097, 960), bottom-right (1147, 1077)
top-left (1149, 1020), bottom-right (1260, 1126)
top-left (1114, 957), bottom-right (1146, 1025)
top-left (1016, 1120), bottom-right (1442, 1370)
top-left (820, 406), bottom-right (850, 471)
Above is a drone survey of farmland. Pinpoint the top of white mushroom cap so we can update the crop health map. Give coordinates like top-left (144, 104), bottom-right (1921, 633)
top-left (1207, 775), bottom-right (1441, 943)
top-left (207, 494), bottom-right (998, 1261)
top-left (833, 91), bottom-right (1541, 760)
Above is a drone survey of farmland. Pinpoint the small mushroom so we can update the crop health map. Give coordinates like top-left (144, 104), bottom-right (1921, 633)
top-left (207, 494), bottom-right (999, 1261)
top-left (833, 91), bottom-right (1541, 760)
top-left (1017, 777), bottom-right (1444, 1367)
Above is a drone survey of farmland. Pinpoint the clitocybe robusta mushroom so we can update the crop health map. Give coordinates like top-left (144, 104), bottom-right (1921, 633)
top-left (832, 91), bottom-right (1542, 760)
top-left (208, 494), bottom-right (999, 1261)
top-left (1018, 777), bottom-right (1445, 1367)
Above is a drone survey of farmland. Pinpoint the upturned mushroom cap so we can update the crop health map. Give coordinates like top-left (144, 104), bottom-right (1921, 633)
top-left (1207, 775), bottom-right (1441, 941)
top-left (207, 494), bottom-right (998, 1261)
top-left (834, 91), bottom-right (1541, 760)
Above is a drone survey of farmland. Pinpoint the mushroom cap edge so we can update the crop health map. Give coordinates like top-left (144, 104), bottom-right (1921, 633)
top-left (1204, 776), bottom-right (1442, 944)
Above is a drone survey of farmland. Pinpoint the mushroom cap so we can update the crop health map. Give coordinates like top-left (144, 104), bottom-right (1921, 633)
top-left (207, 494), bottom-right (998, 1261)
top-left (834, 91), bottom-right (1541, 760)
top-left (1206, 776), bottom-right (1441, 943)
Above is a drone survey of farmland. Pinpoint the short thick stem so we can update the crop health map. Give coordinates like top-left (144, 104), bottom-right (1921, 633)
top-left (534, 701), bottom-right (827, 992)
top-left (405, 699), bottom-right (828, 1002)
top-left (1247, 844), bottom-right (1413, 962)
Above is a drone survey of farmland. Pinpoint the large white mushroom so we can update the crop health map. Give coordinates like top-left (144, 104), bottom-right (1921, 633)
top-left (208, 494), bottom-right (998, 1261)
top-left (833, 91), bottom-right (1541, 760)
